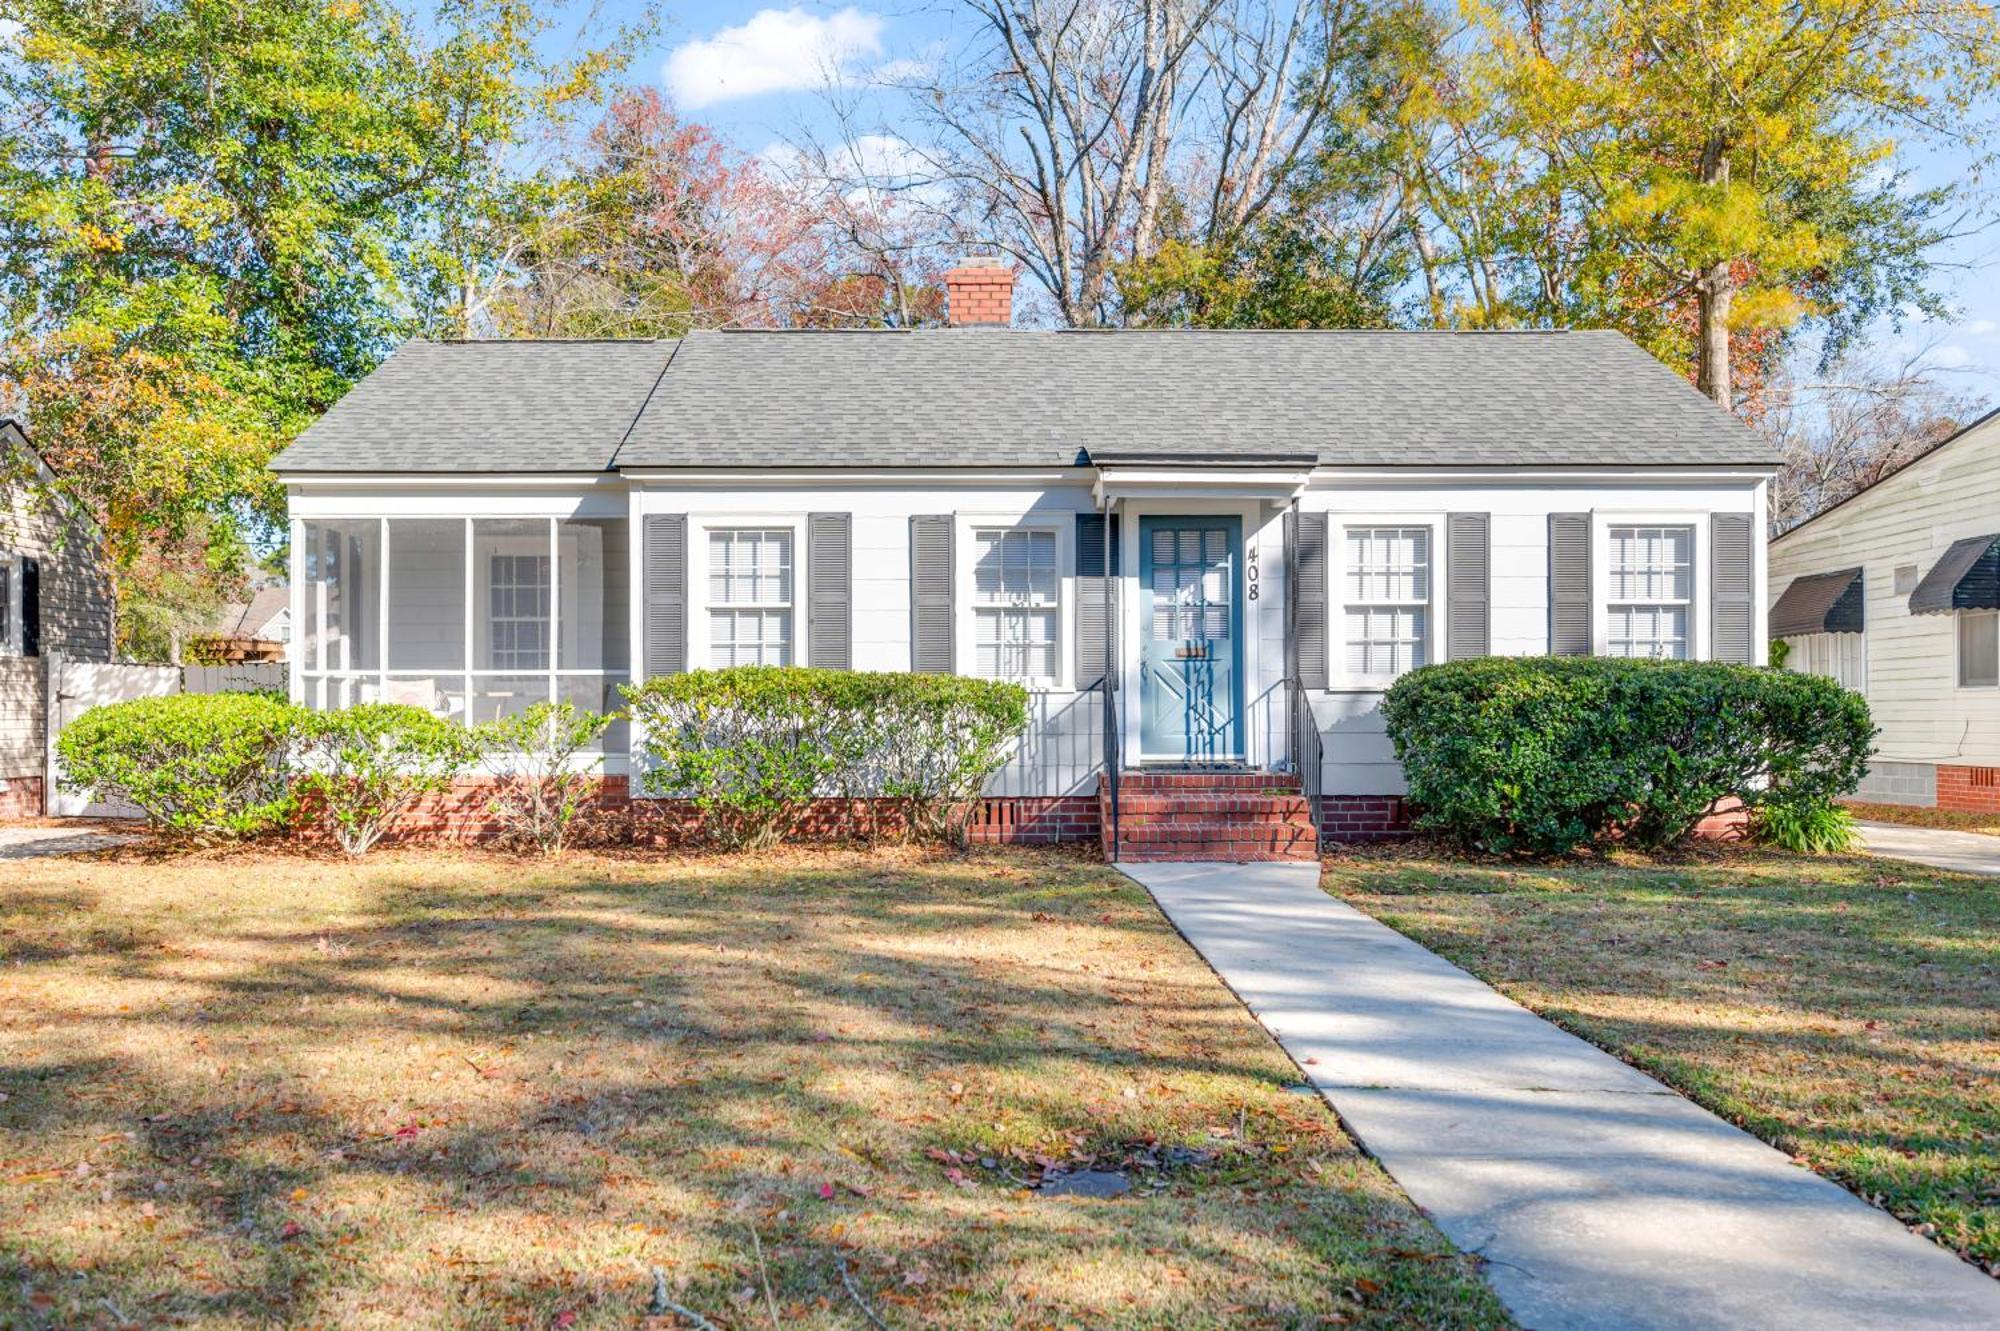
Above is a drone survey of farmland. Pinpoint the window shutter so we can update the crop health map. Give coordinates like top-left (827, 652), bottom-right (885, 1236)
top-left (910, 514), bottom-right (954, 674)
top-left (807, 512), bottom-right (852, 669)
top-left (1295, 512), bottom-right (1328, 688)
top-left (1710, 512), bottom-right (1755, 664)
top-left (1548, 513), bottom-right (1592, 656)
top-left (642, 514), bottom-right (687, 678)
top-left (1075, 512), bottom-right (1120, 687)
top-left (1446, 513), bottom-right (1489, 660)
top-left (19, 556), bottom-right (38, 658)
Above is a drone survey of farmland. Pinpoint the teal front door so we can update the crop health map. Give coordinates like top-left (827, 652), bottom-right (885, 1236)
top-left (1139, 516), bottom-right (1243, 762)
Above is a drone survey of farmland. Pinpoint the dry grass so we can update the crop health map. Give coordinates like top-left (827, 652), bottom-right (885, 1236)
top-left (1844, 801), bottom-right (2000, 837)
top-left (0, 845), bottom-right (1508, 1330)
top-left (1326, 846), bottom-right (2000, 1273)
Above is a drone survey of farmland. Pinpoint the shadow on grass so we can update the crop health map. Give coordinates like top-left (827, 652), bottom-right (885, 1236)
top-left (0, 847), bottom-right (1507, 1330)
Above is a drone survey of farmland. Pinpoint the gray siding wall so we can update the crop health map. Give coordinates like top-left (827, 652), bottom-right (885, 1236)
top-left (0, 483), bottom-right (114, 784)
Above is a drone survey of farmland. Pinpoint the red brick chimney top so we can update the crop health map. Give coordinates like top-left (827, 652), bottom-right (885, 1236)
top-left (943, 258), bottom-right (1016, 328)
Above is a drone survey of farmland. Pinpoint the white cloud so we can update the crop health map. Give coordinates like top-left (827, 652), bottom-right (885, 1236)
top-left (665, 7), bottom-right (884, 109)
top-left (1930, 343), bottom-right (1974, 368)
top-left (1964, 319), bottom-right (1997, 338)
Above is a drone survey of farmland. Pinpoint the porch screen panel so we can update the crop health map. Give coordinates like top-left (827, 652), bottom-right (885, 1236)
top-left (643, 513), bottom-right (688, 678)
top-left (386, 519), bottom-right (466, 671)
top-left (301, 519), bottom-right (380, 675)
top-left (1075, 512), bottom-right (1120, 688)
top-left (808, 512), bottom-right (852, 669)
top-left (1294, 512), bottom-right (1328, 689)
top-left (473, 519), bottom-right (552, 672)
top-left (558, 518), bottom-right (629, 671)
top-left (1548, 513), bottom-right (1592, 655)
top-left (910, 514), bottom-right (954, 674)
top-left (1446, 512), bottom-right (1490, 660)
top-left (1710, 512), bottom-right (1755, 663)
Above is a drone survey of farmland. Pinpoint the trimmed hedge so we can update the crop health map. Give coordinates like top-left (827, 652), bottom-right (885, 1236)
top-left (1381, 657), bottom-right (1874, 855)
top-left (298, 703), bottom-right (480, 856)
top-left (625, 667), bottom-right (1029, 847)
top-left (54, 692), bottom-right (306, 843)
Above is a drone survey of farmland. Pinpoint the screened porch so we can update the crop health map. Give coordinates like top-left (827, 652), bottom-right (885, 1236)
top-left (296, 517), bottom-right (630, 747)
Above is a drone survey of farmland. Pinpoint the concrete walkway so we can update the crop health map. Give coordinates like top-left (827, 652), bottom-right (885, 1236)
top-left (0, 823), bottom-right (138, 859)
top-left (1123, 861), bottom-right (2000, 1331)
top-left (1858, 819), bottom-right (2000, 877)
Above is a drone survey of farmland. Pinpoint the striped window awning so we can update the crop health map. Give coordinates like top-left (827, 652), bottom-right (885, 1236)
top-left (1908, 535), bottom-right (2000, 615)
top-left (1770, 567), bottom-right (1864, 636)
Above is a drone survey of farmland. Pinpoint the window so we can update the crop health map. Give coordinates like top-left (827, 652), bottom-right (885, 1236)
top-left (707, 529), bottom-right (793, 667)
top-left (0, 559), bottom-right (12, 655)
top-left (487, 552), bottom-right (552, 669)
top-left (1344, 527), bottom-right (1429, 679)
top-left (1607, 525), bottom-right (1692, 659)
top-left (972, 528), bottom-right (1059, 684)
top-left (1959, 611), bottom-right (1998, 687)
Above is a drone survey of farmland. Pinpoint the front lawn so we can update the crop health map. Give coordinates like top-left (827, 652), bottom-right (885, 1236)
top-left (0, 846), bottom-right (1508, 1329)
top-left (1327, 848), bottom-right (1999, 1273)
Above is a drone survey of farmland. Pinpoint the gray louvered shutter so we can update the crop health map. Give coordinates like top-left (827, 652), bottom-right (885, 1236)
top-left (1710, 512), bottom-right (1755, 664)
top-left (1295, 512), bottom-right (1328, 688)
top-left (807, 512), bottom-right (852, 669)
top-left (910, 514), bottom-right (954, 674)
top-left (1549, 513), bottom-right (1592, 656)
top-left (1075, 512), bottom-right (1119, 687)
top-left (643, 513), bottom-right (688, 678)
top-left (1446, 513), bottom-right (1489, 660)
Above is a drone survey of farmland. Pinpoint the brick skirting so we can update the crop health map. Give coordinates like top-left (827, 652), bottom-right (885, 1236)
top-left (333, 778), bottom-right (1100, 848)
top-left (0, 777), bottom-right (44, 820)
top-left (1319, 795), bottom-right (1412, 843)
top-left (1937, 764), bottom-right (2000, 813)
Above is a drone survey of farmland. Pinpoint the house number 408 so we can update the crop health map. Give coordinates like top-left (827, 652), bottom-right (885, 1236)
top-left (1245, 541), bottom-right (1259, 601)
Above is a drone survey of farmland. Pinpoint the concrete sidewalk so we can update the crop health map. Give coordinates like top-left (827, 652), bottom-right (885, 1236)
top-left (1123, 860), bottom-right (2000, 1331)
top-left (1858, 819), bottom-right (2000, 876)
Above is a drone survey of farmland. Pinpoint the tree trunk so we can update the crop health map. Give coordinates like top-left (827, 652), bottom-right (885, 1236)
top-left (1695, 133), bottom-right (1733, 411)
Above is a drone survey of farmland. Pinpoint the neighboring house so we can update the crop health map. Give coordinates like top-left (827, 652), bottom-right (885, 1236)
top-left (196, 585), bottom-right (291, 662)
top-left (1769, 406), bottom-right (2000, 811)
top-left (0, 419), bottom-right (117, 817)
top-left (270, 261), bottom-right (1776, 858)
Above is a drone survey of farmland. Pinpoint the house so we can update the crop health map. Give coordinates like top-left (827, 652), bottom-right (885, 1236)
top-left (195, 584), bottom-right (291, 663)
top-left (270, 261), bottom-right (1777, 858)
top-left (1769, 406), bottom-right (2000, 812)
top-left (0, 419), bottom-right (117, 817)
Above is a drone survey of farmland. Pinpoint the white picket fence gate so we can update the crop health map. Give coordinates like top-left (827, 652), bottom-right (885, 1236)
top-left (46, 653), bottom-right (287, 817)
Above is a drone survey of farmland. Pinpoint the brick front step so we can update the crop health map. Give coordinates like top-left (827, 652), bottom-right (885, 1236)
top-left (1100, 771), bottom-right (1321, 863)
top-left (1120, 770), bottom-right (1302, 792)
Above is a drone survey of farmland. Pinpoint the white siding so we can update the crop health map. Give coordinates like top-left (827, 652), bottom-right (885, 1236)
top-left (1305, 477), bottom-right (1766, 796)
top-left (1769, 413), bottom-right (2000, 767)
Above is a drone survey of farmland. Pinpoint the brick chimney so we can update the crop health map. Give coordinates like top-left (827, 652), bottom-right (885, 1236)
top-left (943, 257), bottom-right (1017, 328)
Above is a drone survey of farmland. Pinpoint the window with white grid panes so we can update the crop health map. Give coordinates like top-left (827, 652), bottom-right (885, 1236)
top-left (1607, 525), bottom-right (1693, 659)
top-left (972, 528), bottom-right (1059, 684)
top-left (707, 529), bottom-right (793, 667)
top-left (1344, 527), bottom-right (1429, 679)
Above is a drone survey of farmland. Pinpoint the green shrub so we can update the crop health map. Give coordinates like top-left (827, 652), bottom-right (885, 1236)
top-left (624, 667), bottom-right (1029, 848)
top-left (55, 692), bottom-right (306, 843)
top-left (479, 701), bottom-right (616, 855)
top-left (1381, 657), bottom-right (1875, 856)
top-left (1754, 799), bottom-right (1863, 854)
top-left (297, 704), bottom-right (478, 856)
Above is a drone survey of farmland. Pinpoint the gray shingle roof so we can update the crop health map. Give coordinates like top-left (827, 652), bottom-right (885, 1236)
top-left (270, 339), bottom-right (674, 472)
top-left (271, 328), bottom-right (1778, 474)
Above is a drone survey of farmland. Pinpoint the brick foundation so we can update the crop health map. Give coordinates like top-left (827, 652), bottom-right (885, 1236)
top-left (327, 777), bottom-right (1100, 848)
top-left (1319, 795), bottom-right (1412, 844)
top-left (1936, 764), bottom-right (2000, 814)
top-left (0, 777), bottom-right (44, 820)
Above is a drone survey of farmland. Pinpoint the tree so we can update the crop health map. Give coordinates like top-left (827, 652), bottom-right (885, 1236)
top-left (490, 89), bottom-right (912, 337)
top-left (0, 0), bottom-right (628, 655)
top-left (1474, 0), bottom-right (2000, 411)
top-left (1766, 348), bottom-right (1986, 531)
top-left (883, 0), bottom-right (1373, 325)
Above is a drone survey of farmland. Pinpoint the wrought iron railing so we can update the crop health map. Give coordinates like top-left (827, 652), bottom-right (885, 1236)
top-left (1287, 676), bottom-right (1325, 853)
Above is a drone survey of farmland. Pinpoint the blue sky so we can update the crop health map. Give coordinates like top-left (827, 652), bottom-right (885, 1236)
top-left (587, 1), bottom-right (2000, 399)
